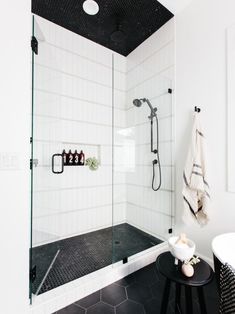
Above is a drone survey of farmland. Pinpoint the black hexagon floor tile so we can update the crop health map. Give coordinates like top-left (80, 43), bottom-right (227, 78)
top-left (151, 280), bottom-right (175, 300)
top-left (55, 262), bottom-right (219, 314)
top-left (144, 297), bottom-right (174, 314)
top-left (134, 263), bottom-right (158, 286)
top-left (127, 282), bottom-right (152, 304)
top-left (115, 273), bottom-right (136, 287)
top-left (101, 283), bottom-right (126, 306)
top-left (116, 299), bottom-right (145, 314)
top-left (87, 302), bottom-right (115, 314)
top-left (75, 290), bottom-right (100, 308)
top-left (56, 304), bottom-right (85, 314)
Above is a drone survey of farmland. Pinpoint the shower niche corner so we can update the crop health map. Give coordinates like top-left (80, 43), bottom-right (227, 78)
top-left (30, 14), bottom-right (175, 303)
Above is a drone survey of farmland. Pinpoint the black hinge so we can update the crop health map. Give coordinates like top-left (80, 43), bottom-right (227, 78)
top-left (30, 137), bottom-right (32, 143)
top-left (168, 88), bottom-right (173, 94)
top-left (30, 265), bottom-right (36, 283)
top-left (168, 228), bottom-right (173, 234)
top-left (30, 159), bottom-right (32, 170)
top-left (123, 257), bottom-right (128, 264)
top-left (31, 36), bottom-right (38, 55)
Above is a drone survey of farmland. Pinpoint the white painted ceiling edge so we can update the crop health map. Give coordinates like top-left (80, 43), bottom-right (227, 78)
top-left (158, 0), bottom-right (193, 14)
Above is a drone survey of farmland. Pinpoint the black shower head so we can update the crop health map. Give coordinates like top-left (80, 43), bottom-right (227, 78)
top-left (111, 30), bottom-right (126, 42)
top-left (111, 16), bottom-right (126, 43)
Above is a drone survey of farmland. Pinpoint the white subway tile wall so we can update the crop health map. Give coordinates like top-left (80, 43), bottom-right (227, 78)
top-left (32, 15), bottom-right (174, 247)
top-left (33, 16), bottom-right (126, 246)
top-left (125, 18), bottom-right (175, 240)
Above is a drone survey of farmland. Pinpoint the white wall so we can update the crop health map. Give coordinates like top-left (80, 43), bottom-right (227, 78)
top-left (0, 1), bottom-right (30, 314)
top-left (125, 19), bottom-right (175, 240)
top-left (33, 16), bottom-right (126, 245)
top-left (175, 0), bottom-right (235, 259)
top-left (158, 0), bottom-right (193, 14)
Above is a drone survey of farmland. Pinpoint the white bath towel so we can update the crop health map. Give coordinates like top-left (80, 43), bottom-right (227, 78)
top-left (182, 113), bottom-right (210, 226)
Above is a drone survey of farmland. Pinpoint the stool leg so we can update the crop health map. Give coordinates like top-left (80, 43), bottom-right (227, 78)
top-left (160, 278), bottom-right (171, 314)
top-left (185, 286), bottom-right (193, 314)
top-left (175, 283), bottom-right (181, 313)
top-left (197, 286), bottom-right (207, 314)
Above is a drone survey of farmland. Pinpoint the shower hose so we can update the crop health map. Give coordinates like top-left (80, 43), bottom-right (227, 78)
top-left (151, 116), bottom-right (162, 191)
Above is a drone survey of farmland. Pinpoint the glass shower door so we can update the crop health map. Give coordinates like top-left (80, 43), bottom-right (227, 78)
top-left (112, 55), bottom-right (174, 263)
top-left (30, 16), bottom-right (60, 301)
top-left (30, 15), bottom-right (114, 302)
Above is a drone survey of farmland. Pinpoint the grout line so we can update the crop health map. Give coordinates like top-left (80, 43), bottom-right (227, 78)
top-left (124, 287), bottom-right (128, 300)
top-left (135, 140), bottom-right (174, 146)
top-left (33, 201), bottom-right (126, 219)
top-left (34, 88), bottom-right (126, 111)
top-left (44, 41), bottom-right (126, 74)
top-left (34, 113), bottom-right (125, 129)
top-left (127, 39), bottom-right (174, 73)
top-left (125, 114), bottom-right (174, 128)
top-left (112, 53), bottom-right (115, 265)
top-left (34, 139), bottom-right (174, 146)
top-left (34, 183), bottom-right (125, 193)
top-left (126, 90), bottom-right (172, 111)
top-left (127, 183), bottom-right (174, 192)
top-left (73, 303), bottom-right (86, 310)
top-left (114, 298), bottom-right (127, 308)
top-left (33, 220), bottom-right (127, 247)
top-left (33, 138), bottom-right (124, 147)
top-left (127, 201), bottom-right (173, 218)
top-left (101, 300), bottom-right (115, 308)
top-left (126, 64), bottom-right (174, 92)
top-left (35, 62), bottom-right (126, 93)
top-left (36, 163), bottom-right (174, 168)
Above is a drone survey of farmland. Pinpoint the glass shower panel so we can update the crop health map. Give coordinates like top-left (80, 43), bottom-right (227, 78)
top-left (112, 50), bottom-right (174, 262)
top-left (30, 16), bottom-right (61, 301)
top-left (30, 15), bottom-right (114, 301)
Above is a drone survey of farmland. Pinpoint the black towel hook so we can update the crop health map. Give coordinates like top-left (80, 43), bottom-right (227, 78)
top-left (195, 106), bottom-right (201, 113)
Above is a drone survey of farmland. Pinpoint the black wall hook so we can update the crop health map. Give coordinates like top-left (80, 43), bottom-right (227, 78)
top-left (194, 106), bottom-right (201, 113)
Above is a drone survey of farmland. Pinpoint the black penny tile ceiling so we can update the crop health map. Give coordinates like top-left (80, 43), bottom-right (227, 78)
top-left (32, 0), bottom-right (174, 56)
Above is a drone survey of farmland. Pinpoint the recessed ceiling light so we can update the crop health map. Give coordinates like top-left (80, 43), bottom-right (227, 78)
top-left (83, 0), bottom-right (99, 15)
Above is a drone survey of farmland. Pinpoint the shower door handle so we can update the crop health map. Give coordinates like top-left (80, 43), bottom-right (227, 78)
top-left (52, 154), bottom-right (64, 174)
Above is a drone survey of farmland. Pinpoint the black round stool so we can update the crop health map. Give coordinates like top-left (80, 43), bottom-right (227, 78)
top-left (156, 252), bottom-right (214, 314)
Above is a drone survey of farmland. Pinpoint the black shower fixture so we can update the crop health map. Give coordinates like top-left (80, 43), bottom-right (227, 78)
top-left (32, 0), bottom-right (174, 56)
top-left (111, 23), bottom-right (126, 43)
top-left (133, 98), bottom-right (162, 191)
top-left (110, 16), bottom-right (126, 43)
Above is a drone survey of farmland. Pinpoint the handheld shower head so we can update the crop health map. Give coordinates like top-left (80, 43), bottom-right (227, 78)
top-left (133, 99), bottom-right (143, 107)
top-left (133, 98), bottom-right (157, 116)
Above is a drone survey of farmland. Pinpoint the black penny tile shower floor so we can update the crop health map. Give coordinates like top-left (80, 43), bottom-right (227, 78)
top-left (54, 263), bottom-right (219, 314)
top-left (31, 223), bottom-right (162, 295)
